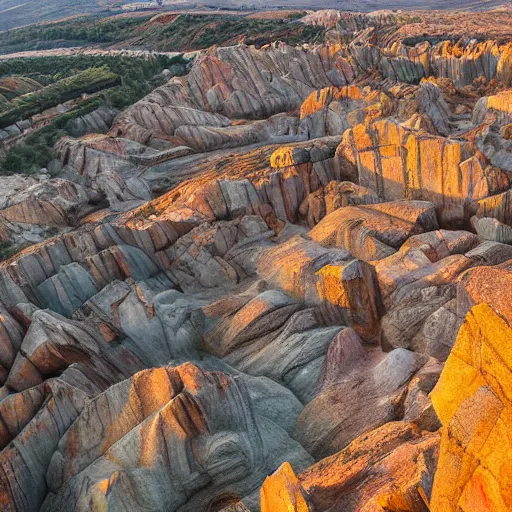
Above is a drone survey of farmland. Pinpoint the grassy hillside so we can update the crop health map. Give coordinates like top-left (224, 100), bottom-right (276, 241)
top-left (0, 67), bottom-right (120, 128)
top-left (0, 13), bottom-right (324, 54)
top-left (0, 0), bottom-right (507, 33)
top-left (0, 53), bottom-right (189, 174)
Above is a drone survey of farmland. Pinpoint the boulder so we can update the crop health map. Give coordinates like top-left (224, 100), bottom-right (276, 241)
top-left (310, 200), bottom-right (438, 262)
top-left (471, 216), bottom-right (512, 243)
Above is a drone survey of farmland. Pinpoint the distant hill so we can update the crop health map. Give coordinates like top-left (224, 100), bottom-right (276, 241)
top-left (0, 0), bottom-right (103, 31)
top-left (0, 0), bottom-right (509, 32)
top-left (0, 0), bottom-right (151, 32)
top-left (196, 0), bottom-right (509, 11)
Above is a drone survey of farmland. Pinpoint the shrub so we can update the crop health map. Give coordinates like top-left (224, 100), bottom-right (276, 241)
top-left (1, 143), bottom-right (53, 174)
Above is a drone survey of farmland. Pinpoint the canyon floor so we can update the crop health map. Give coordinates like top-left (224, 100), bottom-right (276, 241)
top-left (0, 8), bottom-right (511, 512)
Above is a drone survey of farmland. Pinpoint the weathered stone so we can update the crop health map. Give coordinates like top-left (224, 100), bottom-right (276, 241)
top-left (41, 363), bottom-right (313, 512)
top-left (262, 422), bottom-right (439, 512)
top-left (338, 118), bottom-right (509, 226)
top-left (430, 303), bottom-right (512, 512)
top-left (293, 347), bottom-right (428, 458)
top-left (261, 462), bottom-right (310, 512)
top-left (471, 215), bottom-right (512, 243)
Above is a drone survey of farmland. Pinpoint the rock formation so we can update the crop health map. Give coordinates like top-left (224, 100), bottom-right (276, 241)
top-left (430, 303), bottom-right (512, 512)
top-left (1, 8), bottom-right (512, 512)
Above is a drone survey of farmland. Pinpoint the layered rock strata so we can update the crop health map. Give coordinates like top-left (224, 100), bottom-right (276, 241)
top-left (2, 14), bottom-right (512, 512)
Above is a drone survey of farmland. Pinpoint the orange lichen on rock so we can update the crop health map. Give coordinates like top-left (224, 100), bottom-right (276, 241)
top-left (270, 146), bottom-right (303, 168)
top-left (316, 264), bottom-right (351, 308)
top-left (260, 462), bottom-right (310, 512)
top-left (315, 261), bottom-right (381, 342)
top-left (430, 303), bottom-right (512, 512)
top-left (476, 188), bottom-right (512, 226)
top-left (502, 123), bottom-right (512, 139)
top-left (487, 90), bottom-right (512, 115)
top-left (300, 85), bottom-right (363, 118)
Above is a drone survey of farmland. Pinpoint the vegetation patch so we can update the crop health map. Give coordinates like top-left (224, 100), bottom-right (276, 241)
top-left (145, 15), bottom-right (324, 51)
top-left (0, 53), bottom-right (189, 174)
top-left (0, 67), bottom-right (120, 129)
top-left (0, 15), bottom-right (152, 54)
top-left (0, 13), bottom-right (326, 54)
top-left (0, 239), bottom-right (31, 262)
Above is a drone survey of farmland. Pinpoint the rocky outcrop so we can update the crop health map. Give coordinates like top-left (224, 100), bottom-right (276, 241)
top-left (66, 106), bottom-right (118, 138)
top-left (299, 181), bottom-right (380, 228)
top-left (0, 373), bottom-right (98, 512)
top-left (256, 234), bottom-right (382, 341)
top-left (456, 261), bottom-right (512, 329)
top-left (376, 230), bottom-right (512, 360)
top-left (44, 34), bottom-right (512, 230)
top-left (124, 135), bottom-right (346, 232)
top-left (107, 44), bottom-right (354, 153)
top-left (293, 345), bottom-right (428, 459)
top-left (430, 303), bottom-right (512, 512)
top-left (338, 118), bottom-right (510, 226)
top-left (205, 284), bottom-right (342, 404)
top-left (4, 308), bottom-right (143, 392)
top-left (0, 189), bottom-right (460, 511)
top-left (299, 81), bottom-right (458, 139)
top-left (299, 85), bottom-right (393, 139)
top-left (261, 422), bottom-right (439, 512)
top-left (260, 462), bottom-right (309, 512)
top-left (310, 200), bottom-right (438, 261)
top-left (41, 363), bottom-right (313, 512)
top-left (471, 215), bottom-right (512, 243)
top-left (0, 175), bottom-right (89, 246)
top-left (55, 135), bottom-right (152, 211)
top-left (473, 89), bottom-right (512, 126)
top-left (347, 36), bottom-right (512, 88)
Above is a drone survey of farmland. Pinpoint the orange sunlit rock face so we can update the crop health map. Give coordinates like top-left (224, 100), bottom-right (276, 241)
top-left (300, 85), bottom-right (363, 119)
top-left (315, 261), bottom-right (381, 342)
top-left (260, 422), bottom-right (439, 512)
top-left (430, 303), bottom-right (512, 512)
top-left (338, 119), bottom-right (498, 226)
top-left (260, 462), bottom-right (310, 512)
top-left (487, 90), bottom-right (512, 115)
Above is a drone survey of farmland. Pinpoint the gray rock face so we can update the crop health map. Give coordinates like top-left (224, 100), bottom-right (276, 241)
top-left (41, 363), bottom-right (313, 512)
top-left (56, 136), bottom-right (152, 211)
top-left (293, 346), bottom-right (428, 459)
top-left (205, 286), bottom-right (342, 404)
top-left (0, 175), bottom-right (89, 245)
top-left (5, 308), bottom-right (143, 393)
top-left (471, 216), bottom-right (512, 244)
top-left (66, 106), bottom-right (118, 138)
